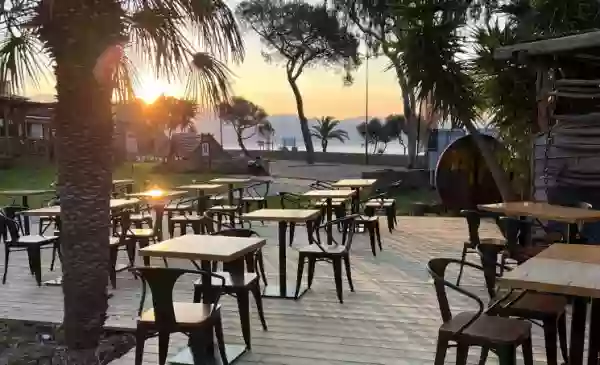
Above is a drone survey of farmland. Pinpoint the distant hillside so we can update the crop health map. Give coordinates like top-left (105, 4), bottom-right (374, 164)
top-left (195, 114), bottom-right (371, 148)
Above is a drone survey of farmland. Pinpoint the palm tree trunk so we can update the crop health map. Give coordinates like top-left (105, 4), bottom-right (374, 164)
top-left (463, 120), bottom-right (518, 202)
top-left (395, 67), bottom-right (418, 168)
top-left (44, 2), bottom-right (121, 363)
top-left (322, 140), bottom-right (327, 152)
top-left (287, 76), bottom-right (315, 164)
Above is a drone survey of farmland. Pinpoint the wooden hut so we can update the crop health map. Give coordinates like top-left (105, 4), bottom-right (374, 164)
top-left (494, 31), bottom-right (600, 205)
top-left (0, 95), bottom-right (55, 161)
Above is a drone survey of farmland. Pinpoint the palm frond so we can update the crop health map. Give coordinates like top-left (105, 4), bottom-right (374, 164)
top-left (0, 30), bottom-right (50, 93)
top-left (113, 53), bottom-right (140, 103)
top-left (184, 52), bottom-right (233, 113)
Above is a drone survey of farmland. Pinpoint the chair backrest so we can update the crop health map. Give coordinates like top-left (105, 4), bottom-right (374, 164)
top-left (279, 192), bottom-right (310, 209)
top-left (310, 180), bottom-right (333, 190)
top-left (113, 210), bottom-right (132, 242)
top-left (427, 258), bottom-right (485, 333)
top-left (0, 212), bottom-right (20, 242)
top-left (211, 228), bottom-right (259, 238)
top-left (132, 266), bottom-right (225, 327)
top-left (313, 215), bottom-right (358, 253)
top-left (244, 181), bottom-right (270, 198)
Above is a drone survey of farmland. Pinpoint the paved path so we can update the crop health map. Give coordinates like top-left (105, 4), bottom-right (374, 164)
top-left (0, 217), bottom-right (551, 364)
top-left (269, 160), bottom-right (405, 181)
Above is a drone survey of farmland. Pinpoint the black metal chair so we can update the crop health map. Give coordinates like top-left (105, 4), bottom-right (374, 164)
top-left (191, 228), bottom-right (268, 350)
top-left (166, 196), bottom-right (198, 237)
top-left (427, 258), bottom-right (533, 365)
top-left (278, 192), bottom-right (325, 246)
top-left (241, 181), bottom-right (271, 213)
top-left (294, 215), bottom-right (357, 303)
top-left (0, 211), bottom-right (59, 286)
top-left (133, 267), bottom-right (228, 365)
top-left (108, 211), bottom-right (136, 289)
top-left (207, 188), bottom-right (245, 228)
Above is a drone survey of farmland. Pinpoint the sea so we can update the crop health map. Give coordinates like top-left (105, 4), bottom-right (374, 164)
top-left (221, 142), bottom-right (416, 155)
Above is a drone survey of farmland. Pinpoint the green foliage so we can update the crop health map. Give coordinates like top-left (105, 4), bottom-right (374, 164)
top-left (236, 0), bottom-right (361, 83)
top-left (310, 116), bottom-right (350, 152)
top-left (356, 117), bottom-right (399, 154)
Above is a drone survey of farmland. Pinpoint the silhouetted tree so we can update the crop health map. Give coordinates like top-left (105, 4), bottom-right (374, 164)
top-left (237, 0), bottom-right (360, 164)
top-left (311, 116), bottom-right (349, 152)
top-left (218, 97), bottom-right (269, 156)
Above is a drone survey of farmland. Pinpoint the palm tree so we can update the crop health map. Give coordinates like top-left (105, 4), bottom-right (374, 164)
top-left (310, 116), bottom-right (350, 152)
top-left (0, 1), bottom-right (243, 362)
top-left (257, 120), bottom-right (275, 150)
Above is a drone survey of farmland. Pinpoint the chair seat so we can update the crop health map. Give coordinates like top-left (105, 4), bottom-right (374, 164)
top-left (130, 214), bottom-right (152, 221)
top-left (313, 199), bottom-right (347, 207)
top-left (494, 290), bottom-right (567, 318)
top-left (109, 236), bottom-right (130, 246)
top-left (139, 302), bottom-right (217, 325)
top-left (298, 244), bottom-right (346, 254)
top-left (464, 238), bottom-right (506, 249)
top-left (128, 229), bottom-right (154, 238)
top-left (241, 196), bottom-right (266, 201)
top-left (440, 311), bottom-right (531, 345)
top-left (208, 205), bottom-right (239, 212)
top-left (356, 216), bottom-right (379, 222)
top-left (169, 214), bottom-right (203, 222)
top-left (165, 203), bottom-right (193, 211)
top-left (10, 235), bottom-right (57, 246)
top-left (210, 195), bottom-right (227, 201)
top-left (194, 272), bottom-right (258, 287)
top-left (365, 199), bottom-right (395, 208)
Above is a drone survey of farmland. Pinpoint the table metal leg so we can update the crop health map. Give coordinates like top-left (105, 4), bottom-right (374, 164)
top-left (570, 297), bottom-right (588, 365)
top-left (588, 299), bottom-right (600, 365)
top-left (568, 222), bottom-right (579, 244)
top-left (22, 196), bottom-right (30, 235)
top-left (326, 198), bottom-right (333, 245)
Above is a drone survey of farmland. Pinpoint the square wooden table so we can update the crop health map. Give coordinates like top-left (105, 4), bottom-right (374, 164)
top-left (127, 190), bottom-right (188, 240)
top-left (139, 234), bottom-right (265, 365)
top-left (331, 179), bottom-right (376, 214)
top-left (499, 244), bottom-right (600, 365)
top-left (177, 184), bottom-right (224, 215)
top-left (479, 201), bottom-right (600, 243)
top-left (20, 198), bottom-right (140, 286)
top-left (241, 208), bottom-right (321, 299)
top-left (0, 189), bottom-right (55, 234)
top-left (209, 177), bottom-right (252, 205)
top-left (304, 190), bottom-right (354, 242)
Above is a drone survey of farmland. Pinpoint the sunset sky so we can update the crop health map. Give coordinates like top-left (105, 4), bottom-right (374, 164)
top-left (26, 0), bottom-right (405, 120)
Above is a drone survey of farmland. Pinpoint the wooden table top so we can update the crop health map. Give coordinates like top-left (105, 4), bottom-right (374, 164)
top-left (478, 201), bottom-right (600, 223)
top-left (210, 177), bottom-right (252, 184)
top-left (331, 179), bottom-right (377, 188)
top-left (0, 189), bottom-right (54, 196)
top-left (177, 184), bottom-right (224, 191)
top-left (20, 198), bottom-right (140, 217)
top-left (139, 234), bottom-right (265, 262)
top-left (241, 208), bottom-right (321, 222)
top-left (126, 190), bottom-right (187, 199)
top-left (499, 244), bottom-right (600, 298)
top-left (303, 189), bottom-right (355, 199)
top-left (112, 179), bottom-right (134, 185)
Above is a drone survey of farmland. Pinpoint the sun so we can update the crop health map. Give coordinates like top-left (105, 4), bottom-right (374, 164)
top-left (136, 78), bottom-right (180, 104)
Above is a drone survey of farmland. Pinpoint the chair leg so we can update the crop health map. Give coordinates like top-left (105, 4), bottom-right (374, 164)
top-left (375, 222), bottom-right (382, 251)
top-left (168, 221), bottom-right (175, 238)
top-left (542, 318), bottom-right (558, 365)
top-left (50, 242), bottom-right (59, 271)
top-left (386, 207), bottom-right (394, 233)
top-left (307, 257), bottom-right (316, 289)
top-left (27, 246), bottom-right (42, 286)
top-left (343, 255), bottom-right (354, 292)
top-left (109, 246), bottom-right (118, 289)
top-left (158, 331), bottom-right (170, 365)
top-left (332, 258), bottom-right (344, 303)
top-left (256, 251), bottom-right (268, 287)
top-left (2, 248), bottom-right (9, 284)
top-left (456, 246), bottom-right (468, 286)
top-left (433, 337), bottom-right (449, 365)
top-left (367, 225), bottom-right (376, 257)
top-left (214, 316), bottom-right (229, 365)
top-left (557, 312), bottom-right (569, 364)
top-left (289, 222), bottom-right (296, 246)
top-left (295, 254), bottom-right (306, 298)
top-left (138, 239), bottom-right (150, 266)
top-left (126, 241), bottom-right (136, 268)
top-left (235, 289), bottom-right (252, 349)
top-left (522, 335), bottom-right (534, 365)
top-left (497, 345), bottom-right (517, 365)
top-left (134, 328), bottom-right (145, 365)
top-left (250, 282), bottom-right (268, 330)
top-left (477, 347), bottom-right (489, 365)
top-left (456, 344), bottom-right (469, 365)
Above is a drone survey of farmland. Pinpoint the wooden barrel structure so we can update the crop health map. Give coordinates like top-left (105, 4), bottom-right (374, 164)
top-left (435, 134), bottom-right (503, 211)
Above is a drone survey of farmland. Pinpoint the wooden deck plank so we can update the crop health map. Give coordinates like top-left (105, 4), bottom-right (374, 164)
top-left (0, 217), bottom-right (551, 364)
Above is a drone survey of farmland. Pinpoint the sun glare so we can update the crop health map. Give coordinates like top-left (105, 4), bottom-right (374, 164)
top-left (136, 78), bottom-right (180, 104)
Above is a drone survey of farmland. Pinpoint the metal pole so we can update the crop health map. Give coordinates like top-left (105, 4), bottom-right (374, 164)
top-left (219, 117), bottom-right (224, 146)
top-left (364, 47), bottom-right (369, 165)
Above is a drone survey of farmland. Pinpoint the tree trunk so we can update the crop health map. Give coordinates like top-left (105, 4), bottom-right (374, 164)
top-left (463, 120), bottom-right (518, 202)
top-left (235, 130), bottom-right (251, 157)
top-left (42, 1), bottom-right (123, 363)
top-left (322, 140), bottom-right (327, 152)
top-left (395, 67), bottom-right (418, 168)
top-left (287, 76), bottom-right (315, 164)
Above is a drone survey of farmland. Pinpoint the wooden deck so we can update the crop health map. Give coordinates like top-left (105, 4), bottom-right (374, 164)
top-left (1, 217), bottom-right (551, 364)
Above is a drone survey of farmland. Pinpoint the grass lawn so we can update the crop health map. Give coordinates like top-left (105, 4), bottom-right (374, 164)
top-left (1, 161), bottom-right (439, 214)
